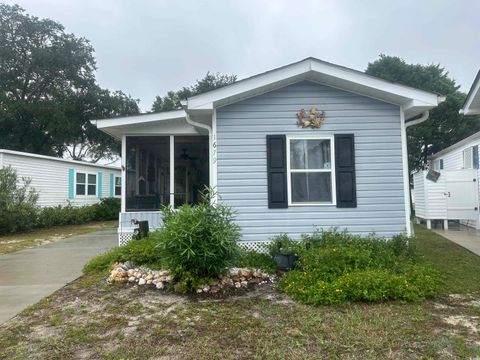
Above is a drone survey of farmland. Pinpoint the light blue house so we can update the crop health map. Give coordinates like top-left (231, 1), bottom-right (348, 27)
top-left (93, 58), bottom-right (444, 247)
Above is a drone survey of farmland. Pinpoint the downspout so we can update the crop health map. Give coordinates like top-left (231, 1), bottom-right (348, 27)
top-left (184, 112), bottom-right (216, 203)
top-left (402, 110), bottom-right (430, 237)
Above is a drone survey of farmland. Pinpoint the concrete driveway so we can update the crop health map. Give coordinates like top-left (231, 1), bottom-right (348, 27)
top-left (432, 223), bottom-right (480, 256)
top-left (0, 229), bottom-right (116, 324)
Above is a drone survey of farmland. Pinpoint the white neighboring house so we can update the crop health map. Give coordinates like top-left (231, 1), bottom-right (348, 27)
top-left (413, 69), bottom-right (480, 229)
top-left (0, 149), bottom-right (121, 207)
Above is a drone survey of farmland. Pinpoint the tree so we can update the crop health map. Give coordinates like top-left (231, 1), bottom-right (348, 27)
top-left (0, 4), bottom-right (139, 162)
top-left (152, 72), bottom-right (237, 112)
top-left (365, 55), bottom-right (480, 172)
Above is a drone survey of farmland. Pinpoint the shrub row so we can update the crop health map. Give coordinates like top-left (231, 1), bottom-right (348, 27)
top-left (0, 165), bottom-right (120, 235)
top-left (277, 229), bottom-right (440, 304)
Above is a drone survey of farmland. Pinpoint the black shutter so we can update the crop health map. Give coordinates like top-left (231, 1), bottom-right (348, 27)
top-left (335, 134), bottom-right (357, 208)
top-left (266, 135), bottom-right (288, 208)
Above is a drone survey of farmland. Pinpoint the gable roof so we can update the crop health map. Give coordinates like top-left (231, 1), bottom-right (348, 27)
top-left (93, 57), bottom-right (445, 136)
top-left (460, 69), bottom-right (480, 115)
top-left (0, 149), bottom-right (120, 170)
top-left (186, 57), bottom-right (444, 119)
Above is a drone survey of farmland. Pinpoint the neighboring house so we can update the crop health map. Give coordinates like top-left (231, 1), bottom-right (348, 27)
top-left (414, 69), bottom-right (480, 229)
top-left (0, 149), bottom-right (121, 207)
top-left (460, 69), bottom-right (480, 116)
top-left (92, 57), bottom-right (444, 247)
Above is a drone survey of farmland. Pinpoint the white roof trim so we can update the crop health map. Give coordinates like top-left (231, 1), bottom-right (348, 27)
top-left (92, 57), bottom-right (444, 133)
top-left (430, 130), bottom-right (480, 159)
top-left (93, 109), bottom-right (186, 129)
top-left (186, 57), bottom-right (443, 118)
top-left (0, 149), bottom-right (120, 170)
top-left (460, 70), bottom-right (480, 115)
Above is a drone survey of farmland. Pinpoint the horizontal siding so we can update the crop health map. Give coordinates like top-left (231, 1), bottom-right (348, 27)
top-left (216, 81), bottom-right (406, 241)
top-left (2, 153), bottom-right (120, 207)
top-left (435, 140), bottom-right (480, 226)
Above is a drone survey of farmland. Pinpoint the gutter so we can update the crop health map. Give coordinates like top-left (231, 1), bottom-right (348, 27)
top-left (405, 111), bottom-right (430, 128)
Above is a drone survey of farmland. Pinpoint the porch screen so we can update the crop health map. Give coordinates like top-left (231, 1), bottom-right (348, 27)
top-left (125, 136), bottom-right (170, 211)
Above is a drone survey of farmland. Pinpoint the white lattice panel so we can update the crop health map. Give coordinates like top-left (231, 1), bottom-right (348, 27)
top-left (118, 231), bottom-right (134, 246)
top-left (238, 241), bottom-right (271, 253)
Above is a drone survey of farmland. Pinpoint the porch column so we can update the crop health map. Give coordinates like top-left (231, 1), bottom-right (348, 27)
top-left (121, 134), bottom-right (126, 213)
top-left (169, 135), bottom-right (174, 207)
top-left (211, 109), bottom-right (218, 204)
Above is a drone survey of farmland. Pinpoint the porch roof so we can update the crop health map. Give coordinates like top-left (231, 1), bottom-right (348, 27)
top-left (92, 57), bottom-right (445, 136)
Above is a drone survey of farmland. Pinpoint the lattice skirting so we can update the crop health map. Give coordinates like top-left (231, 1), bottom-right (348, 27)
top-left (238, 241), bottom-right (270, 253)
top-left (118, 229), bottom-right (134, 246)
top-left (118, 230), bottom-right (270, 252)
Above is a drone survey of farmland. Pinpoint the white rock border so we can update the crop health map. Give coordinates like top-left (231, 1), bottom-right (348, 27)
top-left (107, 262), bottom-right (275, 294)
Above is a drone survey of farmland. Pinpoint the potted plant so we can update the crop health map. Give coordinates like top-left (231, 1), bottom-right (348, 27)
top-left (268, 234), bottom-right (299, 271)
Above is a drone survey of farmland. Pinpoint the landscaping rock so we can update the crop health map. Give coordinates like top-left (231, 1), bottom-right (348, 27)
top-left (107, 263), bottom-right (274, 294)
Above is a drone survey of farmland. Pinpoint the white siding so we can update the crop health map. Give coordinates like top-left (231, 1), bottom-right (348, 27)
top-left (2, 152), bottom-right (120, 207)
top-left (433, 140), bottom-right (480, 227)
top-left (413, 171), bottom-right (426, 218)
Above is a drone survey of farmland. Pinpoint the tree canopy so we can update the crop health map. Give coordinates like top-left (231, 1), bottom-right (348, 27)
top-left (151, 72), bottom-right (237, 112)
top-left (0, 4), bottom-right (139, 162)
top-left (365, 55), bottom-right (480, 172)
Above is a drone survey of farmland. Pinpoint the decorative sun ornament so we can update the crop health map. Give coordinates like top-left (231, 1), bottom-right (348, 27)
top-left (296, 107), bottom-right (325, 129)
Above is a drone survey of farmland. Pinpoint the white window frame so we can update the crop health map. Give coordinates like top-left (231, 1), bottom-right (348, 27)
top-left (286, 135), bottom-right (336, 206)
top-left (114, 176), bottom-right (122, 197)
top-left (463, 147), bottom-right (474, 169)
top-left (75, 171), bottom-right (97, 197)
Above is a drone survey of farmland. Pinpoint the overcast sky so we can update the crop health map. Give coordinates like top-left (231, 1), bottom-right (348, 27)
top-left (6, 0), bottom-right (480, 111)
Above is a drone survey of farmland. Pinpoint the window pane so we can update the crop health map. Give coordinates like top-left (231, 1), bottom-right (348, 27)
top-left (115, 187), bottom-right (121, 196)
top-left (87, 185), bottom-right (96, 195)
top-left (291, 172), bottom-right (332, 203)
top-left (290, 139), bottom-right (331, 169)
top-left (115, 177), bottom-right (121, 186)
top-left (76, 173), bottom-right (85, 184)
top-left (88, 174), bottom-right (96, 184)
top-left (76, 184), bottom-right (85, 195)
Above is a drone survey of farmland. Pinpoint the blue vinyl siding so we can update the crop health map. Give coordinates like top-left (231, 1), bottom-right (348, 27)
top-left (216, 81), bottom-right (406, 241)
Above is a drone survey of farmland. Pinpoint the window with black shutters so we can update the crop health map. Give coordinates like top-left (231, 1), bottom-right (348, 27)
top-left (287, 136), bottom-right (335, 205)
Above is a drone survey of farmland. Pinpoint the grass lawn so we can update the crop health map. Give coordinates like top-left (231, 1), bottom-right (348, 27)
top-left (1, 225), bottom-right (480, 359)
top-left (0, 221), bottom-right (118, 255)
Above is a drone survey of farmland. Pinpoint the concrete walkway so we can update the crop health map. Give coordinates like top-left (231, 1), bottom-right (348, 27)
top-left (0, 229), bottom-right (116, 324)
top-left (433, 224), bottom-right (480, 256)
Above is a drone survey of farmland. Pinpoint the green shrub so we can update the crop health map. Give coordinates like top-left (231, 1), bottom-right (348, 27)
top-left (0, 166), bottom-right (39, 234)
top-left (36, 204), bottom-right (96, 228)
top-left (152, 189), bottom-right (241, 289)
top-left (93, 198), bottom-right (121, 221)
top-left (83, 237), bottom-right (162, 273)
top-left (278, 229), bottom-right (440, 305)
top-left (236, 249), bottom-right (277, 274)
top-left (267, 233), bottom-right (303, 256)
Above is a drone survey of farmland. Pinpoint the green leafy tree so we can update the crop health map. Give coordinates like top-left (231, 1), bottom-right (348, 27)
top-left (0, 4), bottom-right (139, 162)
top-left (152, 72), bottom-right (237, 112)
top-left (365, 55), bottom-right (480, 172)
